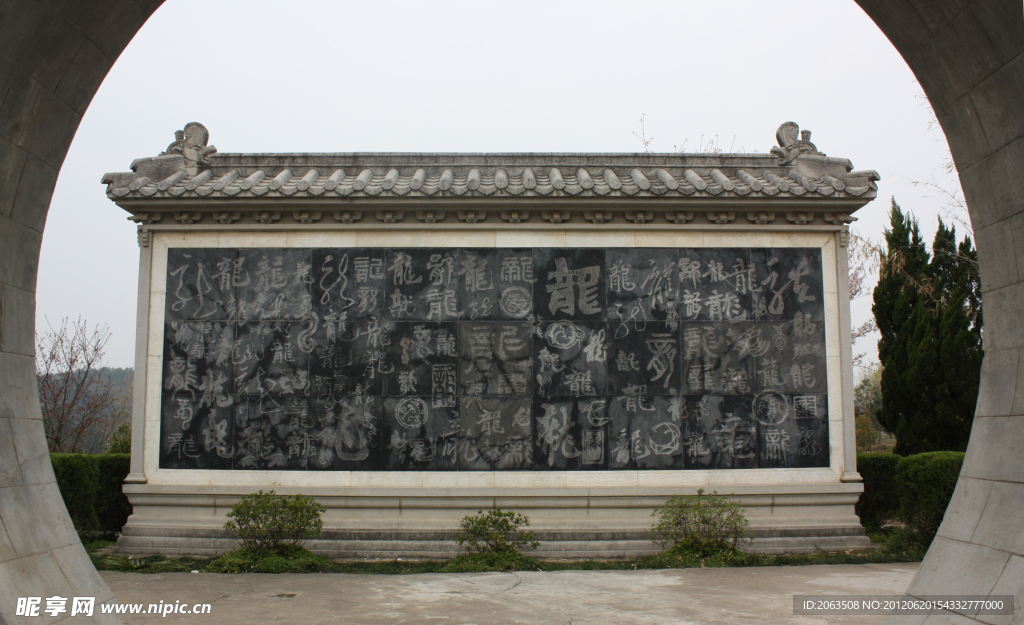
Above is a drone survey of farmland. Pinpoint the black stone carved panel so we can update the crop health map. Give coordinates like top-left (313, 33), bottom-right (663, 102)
top-left (311, 248), bottom-right (386, 322)
top-left (308, 396), bottom-right (383, 471)
top-left (164, 248), bottom-right (239, 322)
top-left (384, 322), bottom-right (459, 397)
top-left (532, 397), bottom-right (585, 470)
top-left (385, 249), bottom-right (463, 322)
top-left (607, 321), bottom-right (681, 396)
top-left (159, 392), bottom-right (233, 470)
top-left (233, 395), bottom-right (312, 470)
top-left (534, 321), bottom-right (609, 399)
top-left (236, 249), bottom-right (313, 322)
top-left (458, 321), bottom-right (532, 397)
top-left (676, 248), bottom-right (755, 324)
top-left (158, 246), bottom-right (832, 470)
top-left (748, 248), bottom-right (826, 322)
top-left (309, 321), bottom-right (385, 399)
top-left (232, 321), bottom-right (310, 397)
top-left (384, 397), bottom-right (458, 471)
top-left (534, 249), bottom-right (607, 321)
top-left (459, 397), bottom-right (534, 470)
top-left (606, 248), bottom-right (681, 326)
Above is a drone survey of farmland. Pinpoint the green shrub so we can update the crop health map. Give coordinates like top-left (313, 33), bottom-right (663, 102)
top-left (649, 489), bottom-right (751, 557)
top-left (206, 546), bottom-right (335, 574)
top-left (856, 453), bottom-right (902, 529)
top-left (50, 453), bottom-right (132, 536)
top-left (51, 454), bottom-right (100, 532)
top-left (106, 423), bottom-right (131, 454)
top-left (895, 451), bottom-right (965, 541)
top-left (454, 509), bottom-right (540, 555)
top-left (223, 490), bottom-right (325, 555)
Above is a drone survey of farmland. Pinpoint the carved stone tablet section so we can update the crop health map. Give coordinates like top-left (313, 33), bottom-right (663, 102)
top-left (160, 246), bottom-right (830, 471)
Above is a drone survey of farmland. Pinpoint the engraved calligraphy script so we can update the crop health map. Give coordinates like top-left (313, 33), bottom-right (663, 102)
top-left (159, 247), bottom-right (830, 471)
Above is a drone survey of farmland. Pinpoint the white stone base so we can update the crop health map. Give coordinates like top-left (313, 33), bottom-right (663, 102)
top-left (115, 481), bottom-right (871, 558)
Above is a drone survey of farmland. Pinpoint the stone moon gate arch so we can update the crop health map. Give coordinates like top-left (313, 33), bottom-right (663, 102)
top-left (0, 1), bottom-right (1021, 622)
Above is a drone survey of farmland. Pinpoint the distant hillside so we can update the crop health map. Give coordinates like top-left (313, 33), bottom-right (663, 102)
top-left (39, 367), bottom-right (134, 453)
top-left (90, 367), bottom-right (133, 453)
top-left (102, 367), bottom-right (134, 394)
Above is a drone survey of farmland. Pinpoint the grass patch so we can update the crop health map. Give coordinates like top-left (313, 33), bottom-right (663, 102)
top-left (97, 555), bottom-right (210, 574)
top-left (89, 528), bottom-right (926, 575)
top-left (330, 560), bottom-right (444, 575)
top-left (206, 546), bottom-right (336, 574)
top-left (85, 539), bottom-right (213, 574)
top-left (440, 551), bottom-right (542, 573)
top-left (82, 539), bottom-right (116, 554)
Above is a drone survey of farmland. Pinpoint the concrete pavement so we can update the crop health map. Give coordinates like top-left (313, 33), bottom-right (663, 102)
top-left (101, 562), bottom-right (919, 624)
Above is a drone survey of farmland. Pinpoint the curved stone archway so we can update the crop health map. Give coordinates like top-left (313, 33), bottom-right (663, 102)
top-left (0, 1), bottom-right (1020, 622)
top-left (866, 3), bottom-right (1024, 619)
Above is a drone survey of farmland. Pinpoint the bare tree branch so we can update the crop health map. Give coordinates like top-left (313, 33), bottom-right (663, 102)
top-left (898, 171), bottom-right (973, 235)
top-left (632, 113), bottom-right (654, 153)
top-left (905, 88), bottom-right (974, 235)
top-left (848, 232), bottom-right (882, 332)
top-left (852, 319), bottom-right (878, 342)
top-left (36, 317), bottom-right (128, 453)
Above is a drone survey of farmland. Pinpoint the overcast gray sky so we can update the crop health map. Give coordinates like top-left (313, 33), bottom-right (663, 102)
top-left (38, 0), bottom-right (962, 369)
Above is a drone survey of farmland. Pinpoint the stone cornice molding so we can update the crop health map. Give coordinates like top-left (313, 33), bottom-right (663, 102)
top-left (103, 122), bottom-right (877, 228)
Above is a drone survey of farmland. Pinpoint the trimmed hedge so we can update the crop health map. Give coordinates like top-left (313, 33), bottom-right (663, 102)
top-left (51, 453), bottom-right (131, 535)
top-left (93, 454), bottom-right (132, 533)
top-left (50, 454), bottom-right (100, 532)
top-left (858, 451), bottom-right (965, 542)
top-left (895, 451), bottom-right (964, 540)
top-left (856, 453), bottom-right (902, 529)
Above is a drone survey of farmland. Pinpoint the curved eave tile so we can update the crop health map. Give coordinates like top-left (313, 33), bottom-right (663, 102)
top-left (108, 168), bottom-right (875, 202)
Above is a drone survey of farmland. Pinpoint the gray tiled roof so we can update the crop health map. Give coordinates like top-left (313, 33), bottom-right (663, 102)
top-left (105, 160), bottom-right (877, 201)
top-left (101, 122), bottom-right (879, 228)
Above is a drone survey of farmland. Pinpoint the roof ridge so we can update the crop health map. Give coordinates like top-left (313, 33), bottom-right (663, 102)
top-left (101, 122), bottom-right (879, 219)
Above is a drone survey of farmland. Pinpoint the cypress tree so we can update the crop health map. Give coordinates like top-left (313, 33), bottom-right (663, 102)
top-left (871, 199), bottom-right (982, 454)
top-left (932, 224), bottom-right (982, 451)
top-left (873, 200), bottom-right (929, 442)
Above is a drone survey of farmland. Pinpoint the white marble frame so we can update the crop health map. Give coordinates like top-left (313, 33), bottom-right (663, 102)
top-left (134, 228), bottom-right (854, 489)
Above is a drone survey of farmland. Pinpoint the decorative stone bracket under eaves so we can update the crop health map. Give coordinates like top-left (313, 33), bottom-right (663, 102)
top-left (101, 122), bottom-right (878, 229)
